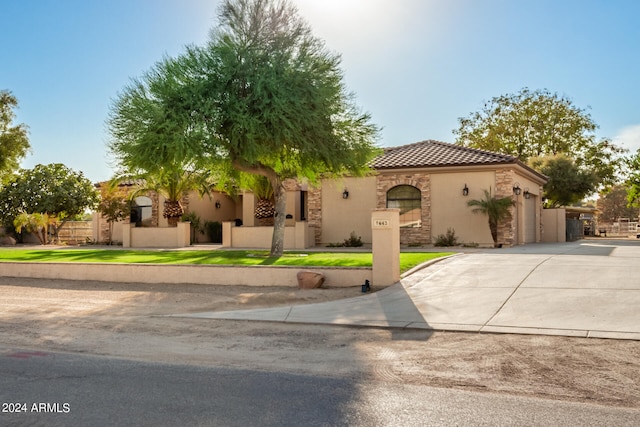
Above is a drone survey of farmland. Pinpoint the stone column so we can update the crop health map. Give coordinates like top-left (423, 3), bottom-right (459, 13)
top-left (371, 209), bottom-right (400, 287)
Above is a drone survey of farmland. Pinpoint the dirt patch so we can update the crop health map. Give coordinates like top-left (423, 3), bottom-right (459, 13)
top-left (1, 276), bottom-right (639, 408)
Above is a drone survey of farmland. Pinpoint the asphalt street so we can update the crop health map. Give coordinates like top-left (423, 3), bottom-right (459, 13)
top-left (1, 347), bottom-right (639, 427)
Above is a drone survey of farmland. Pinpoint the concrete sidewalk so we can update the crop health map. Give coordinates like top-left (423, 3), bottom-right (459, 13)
top-left (173, 240), bottom-right (640, 340)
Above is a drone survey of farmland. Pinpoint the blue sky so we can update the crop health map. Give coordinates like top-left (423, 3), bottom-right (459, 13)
top-left (2, 0), bottom-right (640, 183)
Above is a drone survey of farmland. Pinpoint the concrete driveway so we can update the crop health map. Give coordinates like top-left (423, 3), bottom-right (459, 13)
top-left (177, 239), bottom-right (640, 340)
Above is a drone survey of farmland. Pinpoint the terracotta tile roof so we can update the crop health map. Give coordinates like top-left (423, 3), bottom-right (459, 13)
top-left (372, 140), bottom-right (518, 169)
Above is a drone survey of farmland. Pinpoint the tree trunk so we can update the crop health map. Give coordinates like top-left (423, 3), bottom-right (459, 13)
top-left (108, 221), bottom-right (114, 245)
top-left (489, 220), bottom-right (499, 247)
top-left (269, 176), bottom-right (287, 257)
top-left (231, 159), bottom-right (288, 257)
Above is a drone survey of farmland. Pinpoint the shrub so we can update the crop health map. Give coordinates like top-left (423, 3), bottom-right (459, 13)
top-left (182, 212), bottom-right (202, 244)
top-left (326, 231), bottom-right (364, 247)
top-left (343, 231), bottom-right (363, 247)
top-left (434, 228), bottom-right (458, 247)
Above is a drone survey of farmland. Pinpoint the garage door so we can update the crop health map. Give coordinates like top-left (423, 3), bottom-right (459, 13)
top-left (524, 196), bottom-right (537, 243)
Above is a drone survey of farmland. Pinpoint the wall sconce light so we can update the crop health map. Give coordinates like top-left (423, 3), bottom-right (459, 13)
top-left (342, 189), bottom-right (349, 199)
top-left (513, 182), bottom-right (521, 196)
top-left (215, 200), bottom-right (221, 209)
top-left (523, 188), bottom-right (531, 199)
top-left (462, 184), bottom-right (469, 196)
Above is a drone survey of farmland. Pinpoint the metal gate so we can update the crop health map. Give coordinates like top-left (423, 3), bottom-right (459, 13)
top-left (566, 219), bottom-right (582, 242)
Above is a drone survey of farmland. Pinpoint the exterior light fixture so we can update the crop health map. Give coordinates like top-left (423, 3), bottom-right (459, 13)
top-left (342, 189), bottom-right (349, 199)
top-left (462, 184), bottom-right (469, 196)
top-left (513, 183), bottom-right (521, 196)
top-left (215, 200), bottom-right (221, 209)
top-left (523, 188), bottom-right (531, 199)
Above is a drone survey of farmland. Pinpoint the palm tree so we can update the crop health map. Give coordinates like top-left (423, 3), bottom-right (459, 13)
top-left (113, 166), bottom-right (214, 227)
top-left (467, 189), bottom-right (515, 247)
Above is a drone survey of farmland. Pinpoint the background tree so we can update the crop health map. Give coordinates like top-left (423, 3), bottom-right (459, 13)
top-left (467, 189), bottom-right (515, 247)
top-left (529, 154), bottom-right (598, 207)
top-left (597, 184), bottom-right (638, 223)
top-left (625, 149), bottom-right (640, 208)
top-left (13, 212), bottom-right (51, 244)
top-left (454, 88), bottom-right (625, 198)
top-left (96, 184), bottom-right (131, 244)
top-left (0, 90), bottom-right (30, 185)
top-left (183, 0), bottom-right (381, 255)
top-left (0, 163), bottom-right (98, 241)
top-left (107, 57), bottom-right (215, 226)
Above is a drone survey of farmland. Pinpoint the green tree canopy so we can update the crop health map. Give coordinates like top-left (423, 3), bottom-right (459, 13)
top-left (0, 90), bottom-right (31, 185)
top-left (193, 0), bottom-right (380, 255)
top-left (107, 56), bottom-right (218, 226)
top-left (107, 0), bottom-right (381, 255)
top-left (96, 184), bottom-right (131, 244)
top-left (454, 88), bottom-right (625, 197)
top-left (0, 163), bottom-right (99, 234)
top-left (529, 154), bottom-right (598, 208)
top-left (625, 149), bottom-right (640, 208)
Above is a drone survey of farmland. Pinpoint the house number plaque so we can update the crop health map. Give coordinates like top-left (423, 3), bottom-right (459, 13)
top-left (372, 219), bottom-right (390, 228)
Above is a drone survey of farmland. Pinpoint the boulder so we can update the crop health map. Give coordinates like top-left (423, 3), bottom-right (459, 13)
top-left (296, 270), bottom-right (325, 289)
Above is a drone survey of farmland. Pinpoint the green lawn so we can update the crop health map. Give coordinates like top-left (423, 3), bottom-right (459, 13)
top-left (0, 249), bottom-right (454, 273)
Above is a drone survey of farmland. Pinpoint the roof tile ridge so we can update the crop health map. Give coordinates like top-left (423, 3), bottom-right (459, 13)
top-left (451, 142), bottom-right (517, 161)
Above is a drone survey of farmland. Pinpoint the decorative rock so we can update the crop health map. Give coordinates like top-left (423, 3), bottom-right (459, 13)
top-left (296, 270), bottom-right (325, 289)
top-left (0, 236), bottom-right (16, 246)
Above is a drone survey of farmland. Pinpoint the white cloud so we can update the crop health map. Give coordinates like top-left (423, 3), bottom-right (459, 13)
top-left (613, 125), bottom-right (640, 154)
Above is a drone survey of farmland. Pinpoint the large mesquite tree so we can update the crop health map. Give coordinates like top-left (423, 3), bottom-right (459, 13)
top-left (109, 0), bottom-right (380, 255)
top-left (107, 58), bottom-right (215, 226)
top-left (191, 0), bottom-right (381, 255)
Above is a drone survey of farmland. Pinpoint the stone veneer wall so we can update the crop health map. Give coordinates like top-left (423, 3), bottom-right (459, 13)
top-left (376, 173), bottom-right (431, 245)
top-left (494, 169), bottom-right (516, 246)
top-left (306, 169), bottom-right (526, 247)
top-left (149, 191), bottom-right (160, 227)
top-left (307, 185), bottom-right (322, 245)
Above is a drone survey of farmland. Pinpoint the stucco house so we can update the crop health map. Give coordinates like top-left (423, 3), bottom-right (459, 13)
top-left (95, 140), bottom-right (547, 248)
top-left (304, 140), bottom-right (547, 248)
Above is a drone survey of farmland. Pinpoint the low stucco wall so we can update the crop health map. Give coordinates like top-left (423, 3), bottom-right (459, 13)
top-left (0, 262), bottom-right (372, 288)
top-left (123, 222), bottom-right (191, 248)
top-left (542, 208), bottom-right (566, 243)
top-left (223, 222), bottom-right (313, 249)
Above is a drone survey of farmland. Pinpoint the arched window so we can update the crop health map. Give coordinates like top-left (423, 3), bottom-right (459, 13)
top-left (387, 185), bottom-right (421, 228)
top-left (131, 196), bottom-right (153, 227)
